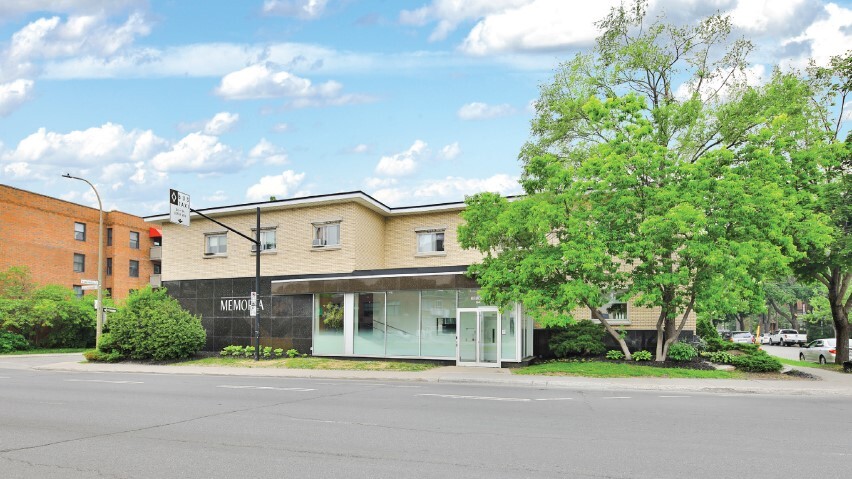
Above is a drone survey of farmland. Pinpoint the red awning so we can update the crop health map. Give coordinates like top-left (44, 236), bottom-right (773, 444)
top-left (149, 227), bottom-right (162, 238)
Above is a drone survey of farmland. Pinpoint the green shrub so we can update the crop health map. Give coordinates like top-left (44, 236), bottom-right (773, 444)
top-left (733, 343), bottom-right (759, 354)
top-left (605, 350), bottom-right (625, 360)
top-left (730, 351), bottom-right (782, 372)
top-left (84, 348), bottom-right (123, 362)
top-left (107, 287), bottom-right (205, 361)
top-left (705, 337), bottom-right (739, 352)
top-left (0, 330), bottom-right (30, 352)
top-left (273, 348), bottom-right (284, 358)
top-left (633, 350), bottom-right (652, 361)
top-left (707, 351), bottom-right (734, 364)
top-left (286, 348), bottom-right (300, 358)
top-left (667, 342), bottom-right (698, 362)
top-left (262, 346), bottom-right (272, 359)
top-left (696, 316), bottom-right (720, 341)
top-left (244, 346), bottom-right (256, 358)
top-left (548, 320), bottom-right (607, 357)
top-left (0, 285), bottom-right (95, 348)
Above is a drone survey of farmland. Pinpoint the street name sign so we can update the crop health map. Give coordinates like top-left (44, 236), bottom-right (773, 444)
top-left (82, 284), bottom-right (98, 290)
top-left (81, 279), bottom-right (99, 285)
top-left (169, 189), bottom-right (190, 226)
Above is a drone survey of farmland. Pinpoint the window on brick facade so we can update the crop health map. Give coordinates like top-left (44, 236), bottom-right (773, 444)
top-left (129, 260), bottom-right (139, 278)
top-left (73, 253), bottom-right (85, 273)
top-left (153, 263), bottom-right (161, 274)
top-left (204, 233), bottom-right (227, 255)
top-left (129, 231), bottom-right (140, 249)
top-left (106, 258), bottom-right (113, 276)
top-left (416, 228), bottom-right (445, 254)
top-left (312, 222), bottom-right (340, 248)
top-left (72, 285), bottom-right (83, 298)
top-left (107, 228), bottom-right (113, 246)
top-left (592, 291), bottom-right (629, 323)
top-left (251, 227), bottom-right (277, 253)
top-left (74, 222), bottom-right (86, 241)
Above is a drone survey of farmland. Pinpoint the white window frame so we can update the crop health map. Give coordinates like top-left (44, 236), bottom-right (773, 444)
top-left (312, 221), bottom-right (341, 249)
top-left (590, 291), bottom-right (630, 325)
top-left (251, 227), bottom-right (277, 253)
top-left (73, 253), bottom-right (85, 273)
top-left (74, 222), bottom-right (86, 241)
top-left (129, 259), bottom-right (139, 278)
top-left (204, 232), bottom-right (228, 256)
top-left (415, 227), bottom-right (446, 256)
top-left (129, 231), bottom-right (140, 249)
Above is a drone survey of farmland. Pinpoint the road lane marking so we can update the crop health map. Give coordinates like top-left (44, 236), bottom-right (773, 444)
top-left (65, 379), bottom-right (143, 384)
top-left (602, 396), bottom-right (631, 399)
top-left (417, 393), bottom-right (531, 402)
top-left (217, 385), bottom-right (315, 392)
top-left (534, 398), bottom-right (574, 401)
top-left (659, 395), bottom-right (690, 398)
top-left (0, 376), bottom-right (10, 379)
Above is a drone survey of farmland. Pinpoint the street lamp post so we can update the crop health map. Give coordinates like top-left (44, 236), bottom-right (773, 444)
top-left (62, 174), bottom-right (104, 347)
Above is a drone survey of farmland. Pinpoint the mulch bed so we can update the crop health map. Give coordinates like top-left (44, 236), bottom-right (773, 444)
top-left (548, 356), bottom-right (717, 370)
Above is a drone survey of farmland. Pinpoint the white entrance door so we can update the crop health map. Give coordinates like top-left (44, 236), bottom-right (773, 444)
top-left (456, 308), bottom-right (501, 367)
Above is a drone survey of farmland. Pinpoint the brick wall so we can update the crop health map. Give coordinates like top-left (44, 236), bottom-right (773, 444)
top-left (384, 209), bottom-right (483, 269)
top-left (0, 184), bottom-right (156, 300)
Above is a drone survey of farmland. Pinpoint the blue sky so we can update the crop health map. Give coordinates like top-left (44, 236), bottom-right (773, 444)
top-left (0, 0), bottom-right (850, 216)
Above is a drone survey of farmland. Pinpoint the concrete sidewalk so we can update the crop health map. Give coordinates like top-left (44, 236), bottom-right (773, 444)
top-left (29, 354), bottom-right (852, 397)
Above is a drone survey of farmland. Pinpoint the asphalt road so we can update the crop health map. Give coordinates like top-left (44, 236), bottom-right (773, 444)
top-left (762, 344), bottom-right (806, 361)
top-left (1, 356), bottom-right (851, 478)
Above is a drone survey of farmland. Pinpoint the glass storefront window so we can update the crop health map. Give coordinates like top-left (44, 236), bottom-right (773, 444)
top-left (420, 290), bottom-right (457, 358)
top-left (354, 292), bottom-right (385, 356)
top-left (385, 291), bottom-right (420, 356)
top-left (501, 307), bottom-right (517, 360)
top-left (457, 289), bottom-right (484, 308)
top-left (314, 293), bottom-right (345, 355)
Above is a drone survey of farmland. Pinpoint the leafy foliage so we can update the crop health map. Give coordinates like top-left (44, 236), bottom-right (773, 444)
top-left (632, 350), bottom-right (652, 361)
top-left (107, 287), bottom-right (205, 361)
top-left (707, 351), bottom-right (734, 364)
top-left (0, 284), bottom-right (95, 348)
top-left (548, 321), bottom-right (607, 357)
top-left (321, 303), bottom-right (343, 329)
top-left (696, 317), bottom-right (721, 341)
top-left (0, 330), bottom-right (29, 353)
top-left (606, 350), bottom-right (625, 360)
top-left (667, 342), bottom-right (698, 362)
top-left (729, 351), bottom-right (782, 372)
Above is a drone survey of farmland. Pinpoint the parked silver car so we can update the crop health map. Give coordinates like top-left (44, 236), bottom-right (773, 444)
top-left (730, 331), bottom-right (754, 344)
top-left (799, 338), bottom-right (852, 364)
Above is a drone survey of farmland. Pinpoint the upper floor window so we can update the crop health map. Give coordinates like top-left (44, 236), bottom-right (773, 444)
top-left (106, 228), bottom-right (113, 246)
top-left (129, 260), bottom-right (139, 278)
top-left (251, 227), bottom-right (277, 253)
top-left (153, 263), bottom-right (162, 274)
top-left (106, 257), bottom-right (113, 276)
top-left (417, 228), bottom-right (445, 254)
top-left (129, 231), bottom-right (140, 249)
top-left (74, 222), bottom-right (86, 241)
top-left (312, 221), bottom-right (340, 248)
top-left (73, 253), bottom-right (85, 273)
top-left (205, 233), bottom-right (227, 256)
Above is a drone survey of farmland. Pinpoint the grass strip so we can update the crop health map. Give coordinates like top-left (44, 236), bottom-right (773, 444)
top-left (0, 348), bottom-right (87, 356)
top-left (176, 356), bottom-right (440, 371)
top-left (514, 360), bottom-right (744, 379)
top-left (776, 357), bottom-right (844, 372)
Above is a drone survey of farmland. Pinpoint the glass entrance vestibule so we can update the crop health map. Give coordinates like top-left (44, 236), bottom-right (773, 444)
top-left (310, 289), bottom-right (534, 366)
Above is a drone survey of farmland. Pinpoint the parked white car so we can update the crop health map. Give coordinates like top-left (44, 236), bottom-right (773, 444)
top-left (759, 333), bottom-right (771, 345)
top-left (799, 338), bottom-right (852, 364)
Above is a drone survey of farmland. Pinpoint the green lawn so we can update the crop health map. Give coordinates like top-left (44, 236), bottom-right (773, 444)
top-left (0, 348), bottom-right (87, 356)
top-left (776, 357), bottom-right (844, 373)
top-left (176, 356), bottom-right (441, 372)
top-left (514, 360), bottom-right (745, 379)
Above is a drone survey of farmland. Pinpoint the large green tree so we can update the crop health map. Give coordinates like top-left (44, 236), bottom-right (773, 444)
top-left (460, 2), bottom-right (809, 360)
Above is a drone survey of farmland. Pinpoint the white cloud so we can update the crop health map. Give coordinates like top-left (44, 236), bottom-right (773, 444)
top-left (262, 0), bottom-right (329, 19)
top-left (364, 177), bottom-right (397, 189)
top-left (271, 122), bottom-right (291, 133)
top-left (3, 161), bottom-right (31, 178)
top-left (439, 142), bottom-right (461, 160)
top-left (249, 138), bottom-right (289, 165)
top-left (3, 122), bottom-right (167, 165)
top-left (246, 170), bottom-right (306, 201)
top-left (400, 0), bottom-right (529, 41)
top-left (729, 0), bottom-right (810, 33)
top-left (150, 132), bottom-right (239, 173)
top-left (204, 190), bottom-right (228, 202)
top-left (674, 64), bottom-right (766, 102)
top-left (371, 173), bottom-right (521, 206)
top-left (203, 112), bottom-right (240, 135)
top-left (351, 143), bottom-right (369, 154)
top-left (215, 63), bottom-right (340, 100)
top-left (457, 102), bottom-right (515, 120)
top-left (0, 1), bottom-right (143, 17)
top-left (375, 140), bottom-right (427, 177)
top-left (0, 79), bottom-right (34, 116)
top-left (781, 3), bottom-right (852, 67)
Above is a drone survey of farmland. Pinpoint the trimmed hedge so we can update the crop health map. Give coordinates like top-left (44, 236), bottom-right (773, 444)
top-left (548, 320), bottom-right (607, 357)
top-left (729, 351), bottom-right (782, 372)
top-left (0, 330), bottom-right (29, 352)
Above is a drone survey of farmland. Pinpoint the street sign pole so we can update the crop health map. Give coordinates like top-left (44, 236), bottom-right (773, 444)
top-left (255, 207), bottom-right (261, 361)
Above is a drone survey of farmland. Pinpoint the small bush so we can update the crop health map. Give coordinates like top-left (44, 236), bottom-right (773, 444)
top-left (696, 317), bottom-right (720, 341)
top-left (705, 337), bottom-right (739, 352)
top-left (667, 342), bottom-right (698, 362)
top-left (273, 348), bottom-right (284, 358)
top-left (633, 350), bottom-right (652, 361)
top-left (0, 330), bottom-right (30, 352)
top-left (286, 348), bottom-right (300, 358)
top-left (107, 287), bottom-right (205, 361)
top-left (84, 348), bottom-right (123, 362)
top-left (548, 320), bottom-right (607, 358)
top-left (605, 350), bottom-right (625, 360)
top-left (244, 346), bottom-right (256, 358)
top-left (262, 346), bottom-right (272, 359)
top-left (707, 351), bottom-right (734, 364)
top-left (730, 351), bottom-right (782, 372)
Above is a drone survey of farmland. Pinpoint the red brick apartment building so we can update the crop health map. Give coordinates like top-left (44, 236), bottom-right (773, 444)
top-left (0, 184), bottom-right (161, 300)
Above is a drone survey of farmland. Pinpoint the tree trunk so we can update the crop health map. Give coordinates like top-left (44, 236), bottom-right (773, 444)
top-left (736, 313), bottom-right (745, 331)
top-left (827, 270), bottom-right (850, 364)
top-left (787, 304), bottom-right (799, 331)
top-left (588, 303), bottom-right (632, 360)
top-left (654, 310), bottom-right (667, 362)
top-left (661, 295), bottom-right (696, 360)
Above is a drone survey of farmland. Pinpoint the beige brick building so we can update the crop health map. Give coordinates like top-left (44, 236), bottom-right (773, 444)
top-left (148, 191), bottom-right (694, 365)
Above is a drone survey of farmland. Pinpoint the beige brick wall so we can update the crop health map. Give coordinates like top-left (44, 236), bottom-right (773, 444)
top-left (384, 210), bottom-right (483, 268)
top-left (162, 203), bottom-right (389, 280)
top-left (569, 304), bottom-right (696, 332)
